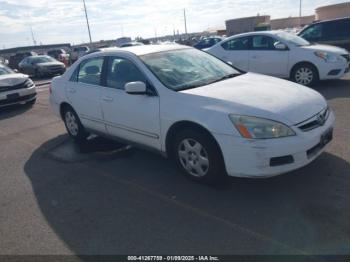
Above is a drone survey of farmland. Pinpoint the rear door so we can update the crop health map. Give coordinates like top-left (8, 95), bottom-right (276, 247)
top-left (219, 36), bottom-right (250, 71)
top-left (65, 56), bottom-right (106, 132)
top-left (249, 35), bottom-right (289, 77)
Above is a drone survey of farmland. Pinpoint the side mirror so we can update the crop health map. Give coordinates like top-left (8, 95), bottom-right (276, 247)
top-left (13, 69), bottom-right (19, 73)
top-left (274, 42), bottom-right (288, 50)
top-left (125, 81), bottom-right (147, 95)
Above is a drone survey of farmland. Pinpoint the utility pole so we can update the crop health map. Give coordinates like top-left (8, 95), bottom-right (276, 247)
top-left (30, 26), bottom-right (37, 46)
top-left (299, 0), bottom-right (302, 27)
top-left (82, 0), bottom-right (92, 43)
top-left (183, 9), bottom-right (188, 36)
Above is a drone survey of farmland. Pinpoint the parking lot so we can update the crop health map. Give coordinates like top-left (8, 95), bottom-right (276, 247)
top-left (0, 74), bottom-right (350, 256)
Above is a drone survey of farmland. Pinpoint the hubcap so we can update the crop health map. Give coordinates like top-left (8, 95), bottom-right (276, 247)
top-left (178, 138), bottom-right (209, 177)
top-left (65, 111), bottom-right (79, 136)
top-left (295, 67), bottom-right (313, 85)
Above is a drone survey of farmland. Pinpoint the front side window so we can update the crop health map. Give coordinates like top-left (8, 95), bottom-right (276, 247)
top-left (77, 57), bottom-right (104, 85)
top-left (323, 20), bottom-right (350, 40)
top-left (106, 57), bottom-right (146, 90)
top-left (276, 32), bottom-right (310, 46)
top-left (251, 35), bottom-right (279, 50)
top-left (140, 48), bottom-right (240, 91)
top-left (29, 56), bottom-right (56, 64)
top-left (221, 37), bottom-right (250, 50)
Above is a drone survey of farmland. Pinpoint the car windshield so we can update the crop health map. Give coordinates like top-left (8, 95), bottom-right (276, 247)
top-left (140, 48), bottom-right (240, 91)
top-left (30, 56), bottom-right (56, 64)
top-left (276, 32), bottom-right (310, 46)
top-left (0, 64), bottom-right (14, 75)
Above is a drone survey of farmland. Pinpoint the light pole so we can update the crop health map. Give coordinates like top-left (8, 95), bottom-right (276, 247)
top-left (299, 0), bottom-right (302, 26)
top-left (83, 0), bottom-right (92, 43)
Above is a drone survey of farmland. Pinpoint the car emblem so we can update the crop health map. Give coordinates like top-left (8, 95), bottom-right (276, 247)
top-left (317, 113), bottom-right (326, 126)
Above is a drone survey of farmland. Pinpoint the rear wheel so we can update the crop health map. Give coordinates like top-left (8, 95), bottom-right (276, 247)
top-left (291, 63), bottom-right (319, 86)
top-left (63, 106), bottom-right (88, 143)
top-left (172, 129), bottom-right (224, 184)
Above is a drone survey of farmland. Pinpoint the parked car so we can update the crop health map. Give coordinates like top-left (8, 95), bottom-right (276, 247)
top-left (47, 49), bottom-right (70, 65)
top-left (70, 46), bottom-right (90, 63)
top-left (50, 45), bottom-right (334, 184)
top-left (8, 51), bottom-right (37, 70)
top-left (206, 31), bottom-right (349, 86)
top-left (193, 37), bottom-right (223, 49)
top-left (18, 55), bottom-right (65, 78)
top-left (115, 37), bottom-right (132, 47)
top-left (298, 17), bottom-right (350, 51)
top-left (0, 56), bottom-right (9, 65)
top-left (0, 63), bottom-right (36, 107)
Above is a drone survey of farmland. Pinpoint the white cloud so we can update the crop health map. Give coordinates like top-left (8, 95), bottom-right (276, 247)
top-left (0, 0), bottom-right (347, 48)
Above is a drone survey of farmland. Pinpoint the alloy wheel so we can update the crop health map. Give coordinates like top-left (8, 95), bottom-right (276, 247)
top-left (65, 111), bottom-right (79, 136)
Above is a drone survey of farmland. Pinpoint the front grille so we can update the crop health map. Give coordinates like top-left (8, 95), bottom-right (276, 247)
top-left (0, 79), bottom-right (32, 93)
top-left (297, 107), bottom-right (329, 132)
top-left (0, 93), bottom-right (36, 106)
top-left (342, 54), bottom-right (350, 63)
top-left (47, 65), bottom-right (63, 71)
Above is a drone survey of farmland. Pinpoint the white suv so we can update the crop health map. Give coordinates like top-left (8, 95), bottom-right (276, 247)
top-left (207, 31), bottom-right (349, 86)
top-left (50, 45), bottom-right (334, 183)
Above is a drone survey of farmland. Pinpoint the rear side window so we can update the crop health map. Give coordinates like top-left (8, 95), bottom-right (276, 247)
top-left (77, 57), bottom-right (104, 85)
top-left (323, 19), bottom-right (350, 40)
top-left (221, 37), bottom-right (250, 50)
top-left (106, 57), bottom-right (146, 90)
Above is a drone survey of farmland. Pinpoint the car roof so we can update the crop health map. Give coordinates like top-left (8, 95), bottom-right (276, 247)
top-left (89, 44), bottom-right (191, 57)
top-left (227, 30), bottom-right (285, 38)
top-left (310, 16), bottom-right (350, 25)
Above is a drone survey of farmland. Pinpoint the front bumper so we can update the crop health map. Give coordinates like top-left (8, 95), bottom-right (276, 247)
top-left (318, 60), bottom-right (349, 80)
top-left (214, 111), bottom-right (335, 178)
top-left (0, 86), bottom-right (37, 107)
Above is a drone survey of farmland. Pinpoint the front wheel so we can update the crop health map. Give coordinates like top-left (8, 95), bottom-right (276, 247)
top-left (63, 107), bottom-right (88, 143)
top-left (172, 129), bottom-right (224, 184)
top-left (291, 63), bottom-right (319, 86)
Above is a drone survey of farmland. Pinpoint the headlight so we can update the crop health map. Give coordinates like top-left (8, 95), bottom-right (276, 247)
top-left (314, 51), bottom-right (343, 63)
top-left (229, 114), bottom-right (296, 139)
top-left (25, 79), bottom-right (34, 87)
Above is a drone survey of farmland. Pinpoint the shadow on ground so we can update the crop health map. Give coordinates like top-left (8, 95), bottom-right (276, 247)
top-left (315, 79), bottom-right (350, 100)
top-left (24, 135), bottom-right (350, 255)
top-left (0, 103), bottom-right (34, 121)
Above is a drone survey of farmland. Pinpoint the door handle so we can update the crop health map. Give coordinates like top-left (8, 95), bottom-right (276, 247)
top-left (102, 96), bottom-right (113, 102)
top-left (67, 87), bottom-right (76, 93)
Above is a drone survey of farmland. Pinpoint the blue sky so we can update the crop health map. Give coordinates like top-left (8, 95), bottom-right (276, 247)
top-left (0, 0), bottom-right (347, 49)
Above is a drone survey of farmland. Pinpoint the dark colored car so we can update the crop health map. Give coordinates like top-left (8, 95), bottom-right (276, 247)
top-left (47, 49), bottom-right (70, 64)
top-left (193, 37), bottom-right (223, 49)
top-left (18, 55), bottom-right (65, 78)
top-left (8, 51), bottom-right (37, 70)
top-left (298, 17), bottom-right (350, 51)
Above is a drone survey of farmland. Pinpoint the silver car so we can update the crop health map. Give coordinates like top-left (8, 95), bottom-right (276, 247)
top-left (0, 64), bottom-right (36, 107)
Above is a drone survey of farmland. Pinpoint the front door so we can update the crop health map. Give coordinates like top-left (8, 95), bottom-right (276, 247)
top-left (249, 35), bottom-right (289, 77)
top-left (100, 56), bottom-right (161, 149)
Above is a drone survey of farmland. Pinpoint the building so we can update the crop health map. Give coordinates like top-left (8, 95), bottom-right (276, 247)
top-left (225, 15), bottom-right (270, 36)
top-left (316, 2), bottom-right (350, 20)
top-left (271, 15), bottom-right (315, 30)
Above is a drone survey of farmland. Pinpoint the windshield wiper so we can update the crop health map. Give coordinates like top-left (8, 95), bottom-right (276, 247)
top-left (207, 73), bottom-right (240, 85)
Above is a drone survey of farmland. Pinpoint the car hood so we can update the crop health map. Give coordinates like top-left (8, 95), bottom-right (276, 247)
top-left (0, 73), bottom-right (29, 86)
top-left (181, 73), bottom-right (327, 125)
top-left (301, 44), bottom-right (349, 55)
top-left (37, 62), bottom-right (64, 67)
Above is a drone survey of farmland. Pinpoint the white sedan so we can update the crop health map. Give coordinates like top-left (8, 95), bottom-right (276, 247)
top-left (0, 63), bottom-right (36, 107)
top-left (50, 45), bottom-right (334, 183)
top-left (206, 31), bottom-right (350, 86)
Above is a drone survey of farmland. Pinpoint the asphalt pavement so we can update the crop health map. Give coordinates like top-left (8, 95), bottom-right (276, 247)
top-left (0, 76), bottom-right (350, 256)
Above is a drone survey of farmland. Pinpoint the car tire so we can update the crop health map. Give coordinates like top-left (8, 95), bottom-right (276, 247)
top-left (291, 63), bottom-right (319, 86)
top-left (172, 128), bottom-right (225, 184)
top-left (63, 106), bottom-right (88, 143)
